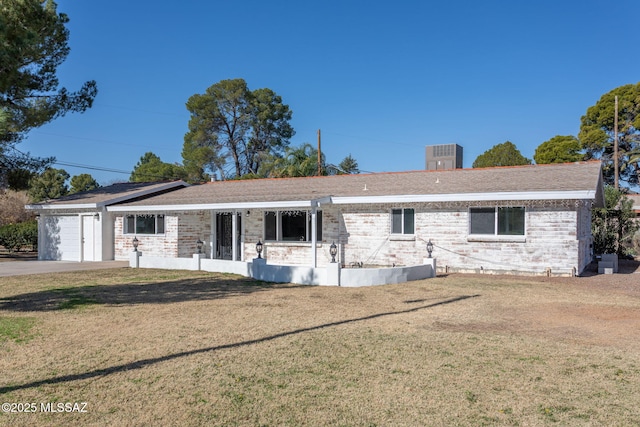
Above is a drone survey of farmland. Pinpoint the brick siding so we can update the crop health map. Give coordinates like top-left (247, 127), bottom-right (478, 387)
top-left (114, 200), bottom-right (592, 275)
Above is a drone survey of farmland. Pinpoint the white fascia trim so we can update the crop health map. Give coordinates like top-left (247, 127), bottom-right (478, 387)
top-left (105, 190), bottom-right (597, 212)
top-left (107, 200), bottom-right (317, 212)
top-left (332, 190), bottom-right (597, 204)
top-left (26, 203), bottom-right (98, 210)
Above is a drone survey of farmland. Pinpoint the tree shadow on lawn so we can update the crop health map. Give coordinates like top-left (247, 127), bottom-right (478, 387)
top-left (0, 276), bottom-right (301, 312)
top-left (0, 294), bottom-right (480, 395)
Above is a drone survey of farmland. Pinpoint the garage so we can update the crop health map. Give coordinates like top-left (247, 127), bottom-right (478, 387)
top-left (40, 215), bottom-right (81, 261)
top-left (27, 181), bottom-right (187, 262)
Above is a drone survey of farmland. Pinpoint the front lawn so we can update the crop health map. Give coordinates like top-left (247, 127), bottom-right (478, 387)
top-left (0, 268), bottom-right (639, 426)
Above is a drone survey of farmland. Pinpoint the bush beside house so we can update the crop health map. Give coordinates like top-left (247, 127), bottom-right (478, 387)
top-left (0, 221), bottom-right (38, 252)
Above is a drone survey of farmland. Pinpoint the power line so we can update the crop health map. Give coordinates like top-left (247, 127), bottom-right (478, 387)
top-left (53, 161), bottom-right (130, 175)
top-left (6, 145), bottom-right (132, 176)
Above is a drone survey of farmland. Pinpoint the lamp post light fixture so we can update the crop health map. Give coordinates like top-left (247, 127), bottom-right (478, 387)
top-left (196, 239), bottom-right (203, 254)
top-left (427, 239), bottom-right (434, 258)
top-left (256, 240), bottom-right (263, 259)
top-left (132, 236), bottom-right (139, 252)
top-left (330, 241), bottom-right (338, 263)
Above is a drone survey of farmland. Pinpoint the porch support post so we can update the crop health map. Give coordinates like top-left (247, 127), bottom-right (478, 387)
top-left (232, 211), bottom-right (238, 261)
top-left (311, 206), bottom-right (317, 268)
top-left (210, 211), bottom-right (215, 259)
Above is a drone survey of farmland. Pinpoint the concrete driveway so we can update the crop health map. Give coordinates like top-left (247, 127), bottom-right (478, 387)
top-left (0, 260), bottom-right (129, 277)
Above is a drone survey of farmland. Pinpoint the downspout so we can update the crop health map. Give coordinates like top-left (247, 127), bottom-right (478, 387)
top-left (311, 206), bottom-right (317, 268)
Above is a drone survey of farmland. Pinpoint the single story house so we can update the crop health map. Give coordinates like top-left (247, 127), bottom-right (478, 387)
top-left (27, 161), bottom-right (604, 278)
top-left (25, 181), bottom-right (187, 261)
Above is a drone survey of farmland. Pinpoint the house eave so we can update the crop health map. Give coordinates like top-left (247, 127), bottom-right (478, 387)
top-left (26, 203), bottom-right (99, 211)
top-left (332, 190), bottom-right (599, 205)
top-left (106, 200), bottom-right (320, 212)
top-left (105, 190), bottom-right (599, 212)
top-left (24, 181), bottom-right (188, 211)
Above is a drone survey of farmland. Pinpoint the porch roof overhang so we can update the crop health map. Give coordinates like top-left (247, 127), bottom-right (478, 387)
top-left (105, 190), bottom-right (598, 212)
top-left (106, 197), bottom-right (333, 212)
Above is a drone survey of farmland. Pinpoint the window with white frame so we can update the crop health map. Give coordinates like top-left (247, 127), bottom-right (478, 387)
top-left (391, 208), bottom-right (415, 234)
top-left (264, 210), bottom-right (322, 241)
top-left (469, 207), bottom-right (525, 236)
top-left (124, 214), bottom-right (165, 234)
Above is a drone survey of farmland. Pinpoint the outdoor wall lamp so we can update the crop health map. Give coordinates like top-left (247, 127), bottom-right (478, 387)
top-left (427, 239), bottom-right (434, 258)
top-left (330, 241), bottom-right (338, 263)
top-left (132, 236), bottom-right (139, 252)
top-left (196, 238), bottom-right (203, 254)
top-left (256, 240), bottom-right (263, 258)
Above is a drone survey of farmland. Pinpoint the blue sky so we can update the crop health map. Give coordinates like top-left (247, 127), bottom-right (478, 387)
top-left (20, 0), bottom-right (640, 185)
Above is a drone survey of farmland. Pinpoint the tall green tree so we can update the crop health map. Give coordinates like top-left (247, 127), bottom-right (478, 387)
top-left (591, 186), bottom-right (638, 257)
top-left (69, 173), bottom-right (100, 194)
top-left (182, 78), bottom-right (294, 181)
top-left (579, 83), bottom-right (640, 186)
top-left (28, 167), bottom-right (69, 202)
top-left (0, 0), bottom-right (97, 186)
top-left (330, 154), bottom-right (360, 175)
top-left (472, 141), bottom-right (532, 168)
top-left (268, 143), bottom-right (323, 178)
top-left (5, 168), bottom-right (35, 191)
top-left (534, 135), bottom-right (584, 164)
top-left (130, 152), bottom-right (187, 182)
top-left (245, 87), bottom-right (295, 175)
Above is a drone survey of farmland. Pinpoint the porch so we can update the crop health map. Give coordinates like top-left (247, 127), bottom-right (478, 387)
top-left (128, 251), bottom-right (437, 287)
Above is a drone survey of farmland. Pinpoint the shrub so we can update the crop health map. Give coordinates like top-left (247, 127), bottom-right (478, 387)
top-left (0, 221), bottom-right (37, 252)
top-left (592, 187), bottom-right (639, 257)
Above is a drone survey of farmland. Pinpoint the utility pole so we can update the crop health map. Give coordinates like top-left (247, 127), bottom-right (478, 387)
top-left (614, 96), bottom-right (619, 189)
top-left (317, 129), bottom-right (322, 176)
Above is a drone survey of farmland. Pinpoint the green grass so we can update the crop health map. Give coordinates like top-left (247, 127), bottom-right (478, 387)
top-left (0, 316), bottom-right (38, 343)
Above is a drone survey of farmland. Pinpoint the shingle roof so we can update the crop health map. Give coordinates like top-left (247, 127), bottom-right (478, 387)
top-left (111, 162), bottom-right (604, 209)
top-left (26, 181), bottom-right (187, 209)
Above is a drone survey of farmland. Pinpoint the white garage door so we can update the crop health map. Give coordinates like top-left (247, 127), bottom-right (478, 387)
top-left (41, 215), bottom-right (80, 261)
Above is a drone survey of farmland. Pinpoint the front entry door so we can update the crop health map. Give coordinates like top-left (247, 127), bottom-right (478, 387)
top-left (216, 213), bottom-right (242, 260)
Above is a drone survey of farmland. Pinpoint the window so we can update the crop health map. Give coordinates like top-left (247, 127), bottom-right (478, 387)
top-left (264, 210), bottom-right (322, 241)
top-left (469, 207), bottom-right (525, 236)
top-left (125, 214), bottom-right (165, 234)
top-left (391, 208), bottom-right (414, 234)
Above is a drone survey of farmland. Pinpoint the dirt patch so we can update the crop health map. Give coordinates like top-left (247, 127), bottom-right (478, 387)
top-left (431, 260), bottom-right (640, 351)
